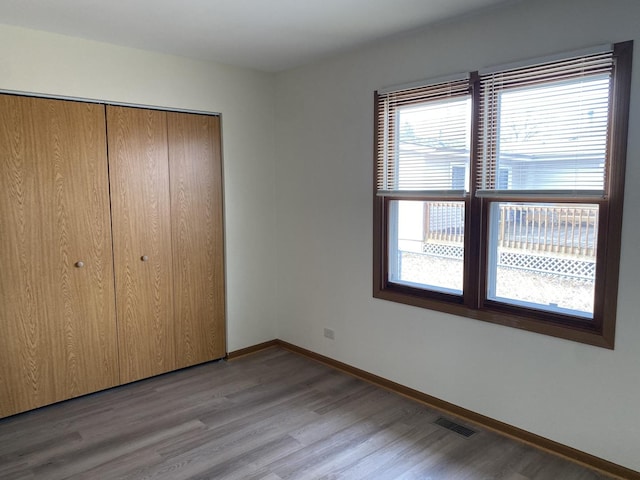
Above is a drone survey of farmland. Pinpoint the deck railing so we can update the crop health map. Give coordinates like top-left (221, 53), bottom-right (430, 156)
top-left (498, 204), bottom-right (597, 257)
top-left (425, 203), bottom-right (598, 258)
top-left (425, 202), bottom-right (465, 244)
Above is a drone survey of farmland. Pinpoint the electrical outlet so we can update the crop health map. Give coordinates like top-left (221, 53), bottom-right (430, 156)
top-left (323, 328), bottom-right (335, 340)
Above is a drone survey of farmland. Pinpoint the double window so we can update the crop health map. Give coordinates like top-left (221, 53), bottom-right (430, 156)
top-left (373, 41), bottom-right (633, 348)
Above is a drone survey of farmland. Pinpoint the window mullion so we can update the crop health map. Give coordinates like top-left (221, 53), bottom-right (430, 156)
top-left (465, 72), bottom-right (482, 309)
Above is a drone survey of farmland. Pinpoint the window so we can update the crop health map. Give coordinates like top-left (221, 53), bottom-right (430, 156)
top-left (373, 42), bottom-right (633, 348)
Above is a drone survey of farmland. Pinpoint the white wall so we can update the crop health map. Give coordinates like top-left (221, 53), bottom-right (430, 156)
top-left (274, 0), bottom-right (640, 471)
top-left (0, 24), bottom-right (279, 351)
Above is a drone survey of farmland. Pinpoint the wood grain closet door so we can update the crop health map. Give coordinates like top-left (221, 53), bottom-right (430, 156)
top-left (0, 95), bottom-right (119, 418)
top-left (168, 112), bottom-right (226, 369)
top-left (107, 106), bottom-right (175, 384)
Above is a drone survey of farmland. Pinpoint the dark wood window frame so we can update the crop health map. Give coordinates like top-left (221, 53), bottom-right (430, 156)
top-left (373, 41), bottom-right (633, 348)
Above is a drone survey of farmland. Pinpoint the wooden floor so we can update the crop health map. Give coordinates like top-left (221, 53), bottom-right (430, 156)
top-left (0, 347), bottom-right (612, 480)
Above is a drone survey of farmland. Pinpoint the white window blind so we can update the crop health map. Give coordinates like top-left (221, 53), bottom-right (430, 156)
top-left (376, 79), bottom-right (471, 198)
top-left (476, 50), bottom-right (614, 198)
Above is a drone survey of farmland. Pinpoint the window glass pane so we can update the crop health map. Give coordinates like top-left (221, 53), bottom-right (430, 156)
top-left (486, 202), bottom-right (598, 318)
top-left (495, 76), bottom-right (610, 192)
top-left (394, 97), bottom-right (471, 191)
top-left (389, 200), bottom-right (464, 294)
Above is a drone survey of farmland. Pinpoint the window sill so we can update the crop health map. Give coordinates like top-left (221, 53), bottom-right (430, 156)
top-left (373, 284), bottom-right (614, 349)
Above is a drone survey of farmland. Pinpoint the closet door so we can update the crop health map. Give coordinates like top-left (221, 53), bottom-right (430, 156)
top-left (168, 112), bottom-right (226, 369)
top-left (107, 106), bottom-right (175, 384)
top-left (0, 95), bottom-right (119, 418)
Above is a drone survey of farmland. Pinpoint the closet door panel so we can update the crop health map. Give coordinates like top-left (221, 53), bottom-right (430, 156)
top-left (107, 106), bottom-right (175, 384)
top-left (0, 95), bottom-right (119, 418)
top-left (168, 113), bottom-right (226, 369)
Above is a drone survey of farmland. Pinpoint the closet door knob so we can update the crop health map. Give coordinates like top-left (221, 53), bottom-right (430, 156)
top-left (141, 255), bottom-right (149, 262)
top-left (75, 261), bottom-right (85, 268)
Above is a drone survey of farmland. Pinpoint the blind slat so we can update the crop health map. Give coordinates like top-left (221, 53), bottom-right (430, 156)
top-left (476, 189), bottom-right (604, 199)
top-left (377, 190), bottom-right (467, 199)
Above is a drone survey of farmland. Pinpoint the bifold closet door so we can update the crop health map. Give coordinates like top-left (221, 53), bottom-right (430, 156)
top-left (107, 106), bottom-right (175, 384)
top-left (168, 112), bottom-right (226, 368)
top-left (0, 95), bottom-right (119, 418)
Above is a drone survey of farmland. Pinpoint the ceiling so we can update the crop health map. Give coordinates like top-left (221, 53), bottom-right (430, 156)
top-left (0, 0), bottom-right (516, 72)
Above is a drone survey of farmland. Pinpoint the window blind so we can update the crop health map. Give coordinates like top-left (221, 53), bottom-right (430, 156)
top-left (376, 78), bottom-right (471, 198)
top-left (476, 50), bottom-right (614, 198)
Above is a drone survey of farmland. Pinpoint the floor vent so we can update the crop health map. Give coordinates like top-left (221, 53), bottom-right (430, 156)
top-left (434, 417), bottom-right (477, 438)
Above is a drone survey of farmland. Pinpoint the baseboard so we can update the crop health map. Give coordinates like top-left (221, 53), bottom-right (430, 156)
top-left (226, 339), bottom-right (279, 360)
top-left (228, 339), bottom-right (639, 480)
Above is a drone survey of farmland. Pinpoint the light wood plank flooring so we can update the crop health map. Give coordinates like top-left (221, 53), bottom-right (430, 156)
top-left (0, 347), bottom-right (612, 479)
